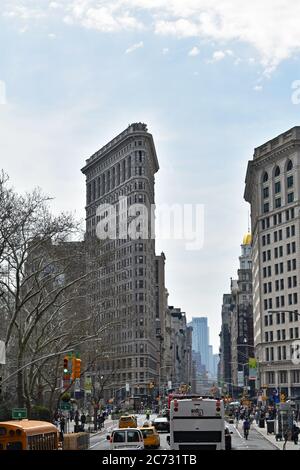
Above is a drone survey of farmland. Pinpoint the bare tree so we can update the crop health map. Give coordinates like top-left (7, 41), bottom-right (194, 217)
top-left (0, 175), bottom-right (121, 411)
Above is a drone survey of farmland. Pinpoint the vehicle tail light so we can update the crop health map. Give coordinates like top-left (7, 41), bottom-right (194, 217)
top-left (174, 399), bottom-right (178, 412)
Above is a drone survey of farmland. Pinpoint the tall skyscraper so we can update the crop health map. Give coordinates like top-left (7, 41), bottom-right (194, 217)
top-left (81, 123), bottom-right (159, 400)
top-left (245, 126), bottom-right (300, 397)
top-left (192, 317), bottom-right (209, 371)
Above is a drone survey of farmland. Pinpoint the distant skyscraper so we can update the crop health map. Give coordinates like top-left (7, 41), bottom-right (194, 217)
top-left (192, 317), bottom-right (209, 370)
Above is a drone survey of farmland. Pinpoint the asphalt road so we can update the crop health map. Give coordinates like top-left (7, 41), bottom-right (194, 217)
top-left (89, 415), bottom-right (278, 451)
top-left (229, 422), bottom-right (279, 450)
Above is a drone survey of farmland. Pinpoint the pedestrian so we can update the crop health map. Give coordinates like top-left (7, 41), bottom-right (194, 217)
top-left (81, 412), bottom-right (86, 430)
top-left (60, 416), bottom-right (65, 434)
top-left (292, 423), bottom-right (300, 445)
top-left (74, 410), bottom-right (79, 432)
top-left (98, 415), bottom-right (104, 430)
top-left (243, 418), bottom-right (250, 440)
top-left (70, 409), bottom-right (74, 422)
top-left (283, 430), bottom-right (289, 450)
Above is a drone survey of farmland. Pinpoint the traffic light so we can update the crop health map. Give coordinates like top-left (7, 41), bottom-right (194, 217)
top-left (71, 357), bottom-right (76, 381)
top-left (74, 358), bottom-right (81, 379)
top-left (63, 356), bottom-right (69, 374)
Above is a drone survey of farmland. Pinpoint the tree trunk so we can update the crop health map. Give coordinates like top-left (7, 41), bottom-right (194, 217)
top-left (17, 368), bottom-right (25, 408)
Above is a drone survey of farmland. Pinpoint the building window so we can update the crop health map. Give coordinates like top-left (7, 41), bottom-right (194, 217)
top-left (275, 166), bottom-right (281, 177)
top-left (287, 175), bottom-right (294, 188)
top-left (263, 172), bottom-right (269, 183)
top-left (277, 330), bottom-right (281, 341)
top-left (279, 371), bottom-right (288, 384)
top-left (283, 346), bottom-right (287, 360)
top-left (292, 371), bottom-right (300, 384)
top-left (263, 203), bottom-right (270, 213)
top-left (278, 347), bottom-right (282, 361)
top-left (275, 198), bottom-right (281, 208)
top-left (291, 225), bottom-right (295, 236)
top-left (288, 192), bottom-right (294, 204)
top-left (287, 160), bottom-right (293, 172)
top-left (265, 332), bottom-right (269, 342)
top-left (267, 372), bottom-right (275, 385)
top-left (275, 181), bottom-right (281, 194)
top-left (263, 187), bottom-right (269, 198)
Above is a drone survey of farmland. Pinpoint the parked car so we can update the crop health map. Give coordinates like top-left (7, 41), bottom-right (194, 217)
top-left (152, 416), bottom-right (170, 432)
top-left (139, 425), bottom-right (160, 449)
top-left (107, 428), bottom-right (144, 450)
top-left (118, 415), bottom-right (137, 429)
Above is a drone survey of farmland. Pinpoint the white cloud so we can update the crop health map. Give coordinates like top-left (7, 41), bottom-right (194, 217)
top-left (125, 41), bottom-right (144, 54)
top-left (162, 47), bottom-right (169, 55)
top-left (3, 4), bottom-right (46, 20)
top-left (49, 1), bottom-right (62, 9)
top-left (211, 50), bottom-right (226, 62)
top-left (208, 49), bottom-right (235, 63)
top-left (48, 33), bottom-right (57, 39)
top-left (0, 81), bottom-right (7, 105)
top-left (254, 85), bottom-right (263, 92)
top-left (19, 25), bottom-right (28, 34)
top-left (188, 46), bottom-right (200, 57)
top-left (4, 0), bottom-right (300, 72)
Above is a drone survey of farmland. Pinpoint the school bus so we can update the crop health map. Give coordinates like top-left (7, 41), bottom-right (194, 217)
top-left (0, 420), bottom-right (59, 450)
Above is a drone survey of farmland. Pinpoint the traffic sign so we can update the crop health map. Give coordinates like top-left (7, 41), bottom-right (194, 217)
top-left (12, 408), bottom-right (27, 419)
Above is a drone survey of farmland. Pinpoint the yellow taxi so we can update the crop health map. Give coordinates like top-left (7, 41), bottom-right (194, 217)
top-left (118, 415), bottom-right (137, 429)
top-left (139, 424), bottom-right (160, 449)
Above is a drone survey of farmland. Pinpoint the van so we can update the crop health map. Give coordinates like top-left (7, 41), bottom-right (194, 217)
top-left (118, 415), bottom-right (137, 428)
top-left (107, 428), bottom-right (144, 450)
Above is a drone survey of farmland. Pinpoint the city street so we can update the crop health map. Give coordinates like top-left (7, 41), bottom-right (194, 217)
top-left (89, 414), bottom-right (171, 450)
top-left (229, 423), bottom-right (278, 451)
top-left (87, 415), bottom-right (278, 451)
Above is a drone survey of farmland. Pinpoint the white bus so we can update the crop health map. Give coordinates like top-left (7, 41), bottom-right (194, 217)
top-left (168, 396), bottom-right (226, 450)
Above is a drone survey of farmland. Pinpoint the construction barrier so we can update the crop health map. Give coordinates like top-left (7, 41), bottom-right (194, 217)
top-left (62, 432), bottom-right (90, 450)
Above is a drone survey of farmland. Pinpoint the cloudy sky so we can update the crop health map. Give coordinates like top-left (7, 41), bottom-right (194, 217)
top-left (2, 0), bottom-right (300, 351)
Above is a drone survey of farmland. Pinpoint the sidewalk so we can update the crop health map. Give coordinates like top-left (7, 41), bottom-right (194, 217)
top-left (64, 417), bottom-right (118, 435)
top-left (253, 422), bottom-right (300, 451)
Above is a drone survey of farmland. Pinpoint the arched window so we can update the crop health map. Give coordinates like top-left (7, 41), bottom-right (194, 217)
top-left (274, 166), bottom-right (281, 177)
top-left (263, 172), bottom-right (269, 183)
top-left (287, 160), bottom-right (293, 172)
